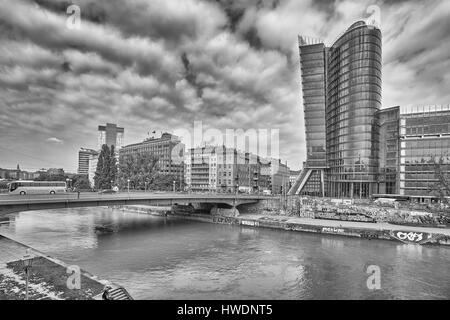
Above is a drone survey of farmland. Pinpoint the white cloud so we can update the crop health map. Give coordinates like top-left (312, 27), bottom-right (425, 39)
top-left (46, 137), bottom-right (64, 144)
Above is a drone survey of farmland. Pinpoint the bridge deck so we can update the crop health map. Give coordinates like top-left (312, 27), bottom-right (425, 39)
top-left (0, 192), bottom-right (273, 215)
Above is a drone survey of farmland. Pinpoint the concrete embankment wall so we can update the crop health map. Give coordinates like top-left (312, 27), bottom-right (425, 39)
top-left (118, 202), bottom-right (450, 246)
top-left (175, 213), bottom-right (450, 246)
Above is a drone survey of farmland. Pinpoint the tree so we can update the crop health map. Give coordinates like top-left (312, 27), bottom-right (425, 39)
top-left (72, 174), bottom-right (91, 190)
top-left (118, 153), bottom-right (160, 190)
top-left (35, 172), bottom-right (67, 181)
top-left (110, 145), bottom-right (117, 185)
top-left (429, 155), bottom-right (450, 206)
top-left (94, 144), bottom-right (117, 190)
top-left (150, 174), bottom-right (180, 191)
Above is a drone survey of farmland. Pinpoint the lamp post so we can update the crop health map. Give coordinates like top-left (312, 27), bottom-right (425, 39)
top-left (21, 251), bottom-right (33, 300)
top-left (173, 180), bottom-right (176, 192)
top-left (127, 179), bottom-right (130, 193)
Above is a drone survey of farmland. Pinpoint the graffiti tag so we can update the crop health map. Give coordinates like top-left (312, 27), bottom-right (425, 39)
top-left (241, 220), bottom-right (259, 227)
top-left (322, 227), bottom-right (344, 234)
top-left (390, 231), bottom-right (435, 245)
top-left (395, 231), bottom-right (423, 242)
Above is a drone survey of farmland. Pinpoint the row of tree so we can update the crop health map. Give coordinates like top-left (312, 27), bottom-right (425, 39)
top-left (94, 144), bottom-right (184, 191)
top-left (34, 172), bottom-right (90, 190)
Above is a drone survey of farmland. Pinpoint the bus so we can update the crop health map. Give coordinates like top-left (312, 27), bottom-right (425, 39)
top-left (8, 181), bottom-right (67, 195)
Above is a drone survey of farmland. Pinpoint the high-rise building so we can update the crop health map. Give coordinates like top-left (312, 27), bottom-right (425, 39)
top-left (77, 148), bottom-right (98, 175)
top-left (326, 21), bottom-right (382, 198)
top-left (290, 20), bottom-right (382, 198)
top-left (98, 123), bottom-right (124, 150)
top-left (292, 37), bottom-right (328, 197)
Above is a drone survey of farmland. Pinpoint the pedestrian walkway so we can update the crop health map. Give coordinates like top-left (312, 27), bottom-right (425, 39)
top-left (0, 234), bottom-right (131, 300)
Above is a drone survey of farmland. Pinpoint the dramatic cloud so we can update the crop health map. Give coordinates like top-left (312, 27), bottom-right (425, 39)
top-left (0, 0), bottom-right (449, 172)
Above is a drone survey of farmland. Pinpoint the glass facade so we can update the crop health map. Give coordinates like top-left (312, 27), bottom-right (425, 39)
top-left (399, 106), bottom-right (450, 198)
top-left (377, 106), bottom-right (400, 194)
top-left (300, 169), bottom-right (323, 196)
top-left (293, 21), bottom-right (382, 198)
top-left (298, 38), bottom-right (327, 168)
top-left (326, 21), bottom-right (382, 198)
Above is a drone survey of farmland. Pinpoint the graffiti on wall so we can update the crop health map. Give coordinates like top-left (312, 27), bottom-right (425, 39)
top-left (390, 230), bottom-right (433, 245)
top-left (322, 227), bottom-right (345, 234)
top-left (241, 220), bottom-right (259, 227)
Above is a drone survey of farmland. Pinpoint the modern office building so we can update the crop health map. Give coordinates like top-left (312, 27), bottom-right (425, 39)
top-left (290, 20), bottom-right (382, 198)
top-left (119, 133), bottom-right (184, 179)
top-left (291, 36), bottom-right (328, 197)
top-left (374, 105), bottom-right (450, 201)
top-left (398, 105), bottom-right (450, 200)
top-left (77, 148), bottom-right (98, 175)
top-left (98, 123), bottom-right (124, 150)
top-left (377, 106), bottom-right (400, 194)
top-left (326, 21), bottom-right (382, 198)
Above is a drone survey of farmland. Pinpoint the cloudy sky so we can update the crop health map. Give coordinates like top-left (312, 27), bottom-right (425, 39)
top-left (1, 0), bottom-right (449, 172)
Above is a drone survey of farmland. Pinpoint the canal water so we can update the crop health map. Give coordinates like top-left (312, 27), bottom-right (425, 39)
top-left (1, 207), bottom-right (449, 300)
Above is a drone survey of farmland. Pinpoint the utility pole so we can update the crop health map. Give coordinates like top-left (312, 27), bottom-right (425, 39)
top-left (21, 250), bottom-right (33, 300)
top-left (248, 166), bottom-right (251, 194)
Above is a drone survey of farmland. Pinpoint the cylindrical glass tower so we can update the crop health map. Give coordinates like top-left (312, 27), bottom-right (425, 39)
top-left (326, 21), bottom-right (382, 198)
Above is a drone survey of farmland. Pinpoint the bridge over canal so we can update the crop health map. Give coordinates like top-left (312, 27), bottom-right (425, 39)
top-left (0, 193), bottom-right (275, 216)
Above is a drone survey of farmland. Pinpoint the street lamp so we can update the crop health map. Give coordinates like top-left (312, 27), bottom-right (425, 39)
top-left (127, 179), bottom-right (130, 193)
top-left (173, 180), bottom-right (176, 192)
top-left (21, 250), bottom-right (33, 300)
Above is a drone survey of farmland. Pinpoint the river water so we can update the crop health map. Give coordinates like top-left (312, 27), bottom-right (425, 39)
top-left (1, 207), bottom-right (449, 300)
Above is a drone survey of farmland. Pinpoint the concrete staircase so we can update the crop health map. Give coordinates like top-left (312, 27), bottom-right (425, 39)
top-left (105, 286), bottom-right (134, 300)
top-left (101, 286), bottom-right (134, 300)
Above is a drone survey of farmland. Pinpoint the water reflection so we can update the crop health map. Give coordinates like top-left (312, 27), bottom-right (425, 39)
top-left (0, 207), bottom-right (449, 300)
top-left (321, 237), bottom-right (345, 249)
